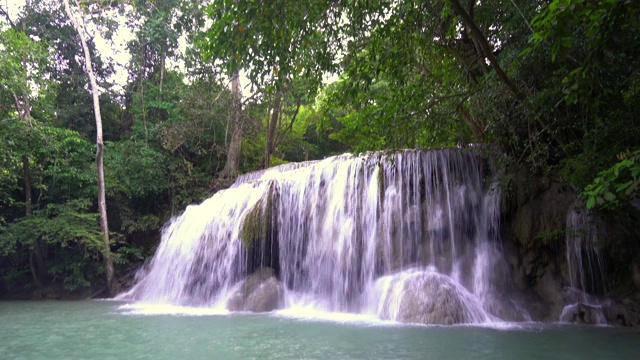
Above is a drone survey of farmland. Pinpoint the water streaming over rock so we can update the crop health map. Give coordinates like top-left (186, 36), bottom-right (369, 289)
top-left (560, 201), bottom-right (608, 324)
top-left (565, 201), bottom-right (607, 297)
top-left (119, 149), bottom-right (525, 324)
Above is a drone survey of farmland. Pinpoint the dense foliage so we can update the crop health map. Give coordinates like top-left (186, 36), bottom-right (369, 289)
top-left (0, 0), bottom-right (638, 297)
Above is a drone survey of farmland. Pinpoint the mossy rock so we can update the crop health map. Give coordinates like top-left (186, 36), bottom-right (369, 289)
top-left (240, 183), bottom-right (275, 248)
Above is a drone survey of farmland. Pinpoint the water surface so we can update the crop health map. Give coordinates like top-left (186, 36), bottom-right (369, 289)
top-left (1, 301), bottom-right (638, 359)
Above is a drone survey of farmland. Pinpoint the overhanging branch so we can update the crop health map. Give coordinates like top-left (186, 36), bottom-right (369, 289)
top-left (450, 0), bottom-right (525, 100)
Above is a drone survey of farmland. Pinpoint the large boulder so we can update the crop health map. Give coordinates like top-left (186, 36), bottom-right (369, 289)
top-left (227, 267), bottom-right (284, 312)
top-left (374, 269), bottom-right (490, 325)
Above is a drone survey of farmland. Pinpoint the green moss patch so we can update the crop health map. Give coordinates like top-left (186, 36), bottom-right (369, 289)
top-left (240, 184), bottom-right (274, 248)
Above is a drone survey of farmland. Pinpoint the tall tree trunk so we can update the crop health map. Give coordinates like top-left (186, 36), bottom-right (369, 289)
top-left (159, 46), bottom-right (166, 93)
top-left (13, 0), bottom-right (46, 288)
top-left (220, 72), bottom-right (242, 177)
top-left (17, 82), bottom-right (32, 217)
top-left (23, 154), bottom-right (46, 287)
top-left (264, 93), bottom-right (282, 169)
top-left (22, 156), bottom-right (32, 216)
top-left (63, 0), bottom-right (120, 296)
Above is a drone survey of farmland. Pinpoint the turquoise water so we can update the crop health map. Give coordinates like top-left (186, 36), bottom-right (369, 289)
top-left (1, 301), bottom-right (638, 360)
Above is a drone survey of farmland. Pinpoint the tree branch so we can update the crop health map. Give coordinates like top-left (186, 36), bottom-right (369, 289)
top-left (0, 5), bottom-right (16, 27)
top-left (274, 98), bottom-right (302, 149)
top-left (450, 0), bottom-right (524, 99)
top-left (509, 0), bottom-right (534, 34)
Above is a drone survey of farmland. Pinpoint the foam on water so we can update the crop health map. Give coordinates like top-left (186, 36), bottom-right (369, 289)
top-left (117, 303), bottom-right (230, 316)
top-left (274, 307), bottom-right (386, 325)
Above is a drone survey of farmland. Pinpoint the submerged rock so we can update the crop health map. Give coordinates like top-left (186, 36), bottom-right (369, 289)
top-left (227, 268), bottom-right (284, 312)
top-left (374, 269), bottom-right (491, 325)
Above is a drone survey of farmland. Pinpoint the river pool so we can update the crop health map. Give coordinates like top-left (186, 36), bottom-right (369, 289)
top-left (1, 301), bottom-right (638, 359)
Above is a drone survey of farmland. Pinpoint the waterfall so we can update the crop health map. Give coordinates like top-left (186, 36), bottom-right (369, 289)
top-left (565, 201), bottom-right (607, 297)
top-left (119, 149), bottom-right (524, 324)
top-left (560, 201), bottom-right (608, 324)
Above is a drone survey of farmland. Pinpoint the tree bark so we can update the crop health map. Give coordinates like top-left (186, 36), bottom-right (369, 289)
top-left (220, 72), bottom-right (243, 177)
top-left (63, 0), bottom-right (120, 296)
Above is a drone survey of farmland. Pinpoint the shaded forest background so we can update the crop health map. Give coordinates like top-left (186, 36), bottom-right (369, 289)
top-left (0, 0), bottom-right (638, 297)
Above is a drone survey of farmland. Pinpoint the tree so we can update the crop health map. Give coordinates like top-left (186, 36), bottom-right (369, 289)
top-left (0, 11), bottom-right (52, 209)
top-left (201, 1), bottom-right (337, 171)
top-left (0, 127), bottom-right (106, 294)
top-left (197, 0), bottom-right (640, 225)
top-left (0, 28), bottom-right (42, 217)
top-left (201, 0), bottom-right (337, 92)
top-left (198, 0), bottom-right (501, 153)
top-left (0, 0), bottom-right (120, 140)
top-left (0, 1), bottom-right (56, 288)
top-left (262, 82), bottom-right (305, 168)
top-left (218, 72), bottom-right (243, 177)
top-left (125, 0), bottom-right (181, 143)
top-left (62, 0), bottom-right (120, 296)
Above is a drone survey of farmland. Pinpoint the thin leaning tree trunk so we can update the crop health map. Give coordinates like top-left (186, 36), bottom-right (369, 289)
top-left (264, 93), bottom-right (282, 169)
top-left (220, 72), bottom-right (243, 177)
top-left (63, 0), bottom-right (120, 296)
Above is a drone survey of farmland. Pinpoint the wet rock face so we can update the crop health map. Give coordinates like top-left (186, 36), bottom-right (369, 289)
top-left (506, 182), bottom-right (576, 320)
top-left (560, 301), bottom-right (640, 327)
top-left (511, 182), bottom-right (575, 250)
top-left (603, 302), bottom-right (640, 328)
top-left (227, 268), bottom-right (284, 312)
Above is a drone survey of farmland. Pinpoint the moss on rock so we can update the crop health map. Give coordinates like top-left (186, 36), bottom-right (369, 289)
top-left (240, 183), bottom-right (274, 249)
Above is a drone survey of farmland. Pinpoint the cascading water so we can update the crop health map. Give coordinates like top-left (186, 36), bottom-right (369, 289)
top-left (565, 201), bottom-right (607, 297)
top-left (560, 201), bottom-right (608, 324)
top-left (118, 149), bottom-right (525, 324)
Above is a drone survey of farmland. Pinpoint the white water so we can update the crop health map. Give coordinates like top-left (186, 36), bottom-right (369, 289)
top-left (119, 149), bottom-right (525, 324)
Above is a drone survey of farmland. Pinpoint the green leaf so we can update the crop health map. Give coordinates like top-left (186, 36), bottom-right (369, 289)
top-left (604, 191), bottom-right (616, 202)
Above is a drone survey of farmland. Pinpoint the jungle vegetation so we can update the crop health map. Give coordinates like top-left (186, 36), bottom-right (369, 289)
top-left (0, 0), bottom-right (638, 297)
